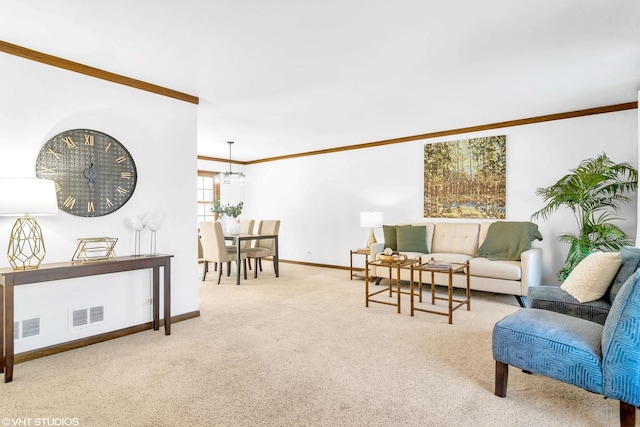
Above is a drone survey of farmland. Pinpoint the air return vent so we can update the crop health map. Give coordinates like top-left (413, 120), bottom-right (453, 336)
top-left (22, 317), bottom-right (40, 338)
top-left (90, 306), bottom-right (104, 323)
top-left (71, 306), bottom-right (104, 329)
top-left (13, 317), bottom-right (41, 340)
top-left (72, 309), bottom-right (88, 327)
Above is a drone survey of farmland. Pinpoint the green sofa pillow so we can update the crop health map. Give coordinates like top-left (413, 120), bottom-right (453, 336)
top-left (396, 225), bottom-right (428, 253)
top-left (382, 225), bottom-right (397, 251)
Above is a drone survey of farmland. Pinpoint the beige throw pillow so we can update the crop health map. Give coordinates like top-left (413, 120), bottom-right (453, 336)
top-left (560, 252), bottom-right (622, 303)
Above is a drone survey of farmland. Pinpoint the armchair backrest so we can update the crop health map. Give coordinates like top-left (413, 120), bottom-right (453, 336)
top-left (601, 268), bottom-right (640, 406)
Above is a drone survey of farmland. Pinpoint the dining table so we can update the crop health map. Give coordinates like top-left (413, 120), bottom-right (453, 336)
top-left (224, 233), bottom-right (279, 285)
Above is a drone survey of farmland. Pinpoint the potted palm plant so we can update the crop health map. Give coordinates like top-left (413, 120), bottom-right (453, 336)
top-left (531, 153), bottom-right (638, 281)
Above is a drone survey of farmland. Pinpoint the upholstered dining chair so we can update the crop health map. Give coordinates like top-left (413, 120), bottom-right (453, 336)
top-left (492, 269), bottom-right (640, 426)
top-left (199, 221), bottom-right (247, 284)
top-left (245, 220), bottom-right (280, 278)
top-left (237, 219), bottom-right (255, 269)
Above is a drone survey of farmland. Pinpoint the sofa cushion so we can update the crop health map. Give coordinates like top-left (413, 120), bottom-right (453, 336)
top-left (469, 257), bottom-right (522, 281)
top-left (431, 223), bottom-right (479, 256)
top-left (382, 225), bottom-right (397, 251)
top-left (608, 246), bottom-right (640, 304)
top-left (561, 252), bottom-right (622, 303)
top-left (478, 222), bottom-right (492, 247)
top-left (396, 225), bottom-right (428, 253)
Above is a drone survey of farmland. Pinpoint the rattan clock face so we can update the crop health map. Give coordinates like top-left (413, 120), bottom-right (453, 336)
top-left (35, 129), bottom-right (137, 217)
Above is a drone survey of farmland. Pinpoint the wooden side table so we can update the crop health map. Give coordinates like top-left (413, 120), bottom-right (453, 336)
top-left (365, 257), bottom-right (421, 313)
top-left (410, 260), bottom-right (470, 324)
top-left (350, 248), bottom-right (370, 280)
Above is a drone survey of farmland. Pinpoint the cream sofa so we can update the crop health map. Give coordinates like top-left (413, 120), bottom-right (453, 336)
top-left (368, 222), bottom-right (543, 307)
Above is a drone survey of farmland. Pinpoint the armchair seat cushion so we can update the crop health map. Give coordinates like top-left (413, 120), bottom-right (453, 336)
top-left (493, 308), bottom-right (604, 394)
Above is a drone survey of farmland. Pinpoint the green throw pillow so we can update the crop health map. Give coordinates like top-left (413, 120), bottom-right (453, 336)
top-left (382, 225), bottom-right (397, 251)
top-left (396, 225), bottom-right (428, 253)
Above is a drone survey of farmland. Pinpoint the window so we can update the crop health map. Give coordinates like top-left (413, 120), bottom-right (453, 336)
top-left (197, 171), bottom-right (220, 223)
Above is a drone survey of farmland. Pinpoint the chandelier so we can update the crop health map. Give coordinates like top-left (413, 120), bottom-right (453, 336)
top-left (215, 141), bottom-right (246, 184)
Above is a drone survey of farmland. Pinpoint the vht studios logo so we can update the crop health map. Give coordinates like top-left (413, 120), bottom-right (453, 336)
top-left (2, 418), bottom-right (80, 427)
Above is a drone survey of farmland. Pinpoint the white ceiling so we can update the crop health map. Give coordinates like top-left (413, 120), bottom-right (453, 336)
top-left (1, 0), bottom-right (639, 161)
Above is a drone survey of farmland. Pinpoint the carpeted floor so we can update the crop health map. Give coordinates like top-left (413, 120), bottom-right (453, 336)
top-left (1, 263), bottom-right (619, 426)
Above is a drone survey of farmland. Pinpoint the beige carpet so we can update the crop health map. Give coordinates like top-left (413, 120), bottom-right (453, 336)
top-left (1, 263), bottom-right (619, 426)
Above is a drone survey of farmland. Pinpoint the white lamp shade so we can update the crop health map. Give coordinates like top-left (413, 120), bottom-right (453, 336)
top-left (360, 211), bottom-right (383, 228)
top-left (0, 178), bottom-right (58, 216)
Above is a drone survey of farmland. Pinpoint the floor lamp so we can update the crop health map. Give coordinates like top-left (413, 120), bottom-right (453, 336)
top-left (360, 211), bottom-right (383, 248)
top-left (0, 178), bottom-right (58, 270)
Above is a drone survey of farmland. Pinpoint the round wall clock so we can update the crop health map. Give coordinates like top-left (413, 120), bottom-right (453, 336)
top-left (35, 129), bottom-right (137, 217)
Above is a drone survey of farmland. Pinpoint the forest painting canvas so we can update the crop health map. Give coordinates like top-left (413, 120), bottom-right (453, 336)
top-left (423, 135), bottom-right (506, 218)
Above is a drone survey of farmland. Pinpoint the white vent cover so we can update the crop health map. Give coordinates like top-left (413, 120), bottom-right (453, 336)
top-left (71, 306), bottom-right (105, 329)
top-left (90, 306), bottom-right (104, 323)
top-left (13, 317), bottom-right (41, 340)
top-left (22, 317), bottom-right (40, 338)
top-left (72, 309), bottom-right (88, 327)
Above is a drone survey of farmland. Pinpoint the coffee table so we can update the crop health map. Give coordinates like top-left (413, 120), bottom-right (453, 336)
top-left (410, 259), bottom-right (470, 324)
top-left (365, 257), bottom-right (421, 313)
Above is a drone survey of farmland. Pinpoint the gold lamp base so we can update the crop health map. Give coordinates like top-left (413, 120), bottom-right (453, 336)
top-left (366, 227), bottom-right (378, 248)
top-left (7, 216), bottom-right (47, 270)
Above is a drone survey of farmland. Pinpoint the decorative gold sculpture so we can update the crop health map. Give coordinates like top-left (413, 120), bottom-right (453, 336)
top-left (72, 237), bottom-right (117, 263)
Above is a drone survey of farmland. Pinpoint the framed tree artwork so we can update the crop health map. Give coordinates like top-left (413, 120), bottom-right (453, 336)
top-left (424, 135), bottom-right (506, 218)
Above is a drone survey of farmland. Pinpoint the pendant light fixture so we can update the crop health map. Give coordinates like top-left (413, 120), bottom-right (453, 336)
top-left (215, 141), bottom-right (246, 184)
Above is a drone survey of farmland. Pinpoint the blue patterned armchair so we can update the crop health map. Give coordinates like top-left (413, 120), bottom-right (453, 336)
top-left (492, 269), bottom-right (640, 426)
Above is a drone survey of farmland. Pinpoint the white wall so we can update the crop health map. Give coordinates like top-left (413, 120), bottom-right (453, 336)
top-left (0, 53), bottom-right (199, 352)
top-left (200, 108), bottom-right (638, 286)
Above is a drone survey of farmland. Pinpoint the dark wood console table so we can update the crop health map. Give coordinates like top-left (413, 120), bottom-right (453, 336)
top-left (0, 254), bottom-right (172, 383)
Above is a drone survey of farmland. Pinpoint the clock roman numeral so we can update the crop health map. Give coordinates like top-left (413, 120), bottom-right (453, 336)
top-left (104, 142), bottom-right (112, 152)
top-left (87, 202), bottom-right (94, 213)
top-left (116, 186), bottom-right (128, 196)
top-left (105, 198), bottom-right (114, 208)
top-left (63, 196), bottom-right (76, 209)
top-left (47, 148), bottom-right (62, 159)
top-left (121, 172), bottom-right (132, 179)
top-left (115, 156), bottom-right (126, 163)
top-left (54, 183), bottom-right (61, 193)
top-left (62, 136), bottom-right (76, 148)
top-left (38, 167), bottom-right (56, 175)
top-left (84, 135), bottom-right (94, 146)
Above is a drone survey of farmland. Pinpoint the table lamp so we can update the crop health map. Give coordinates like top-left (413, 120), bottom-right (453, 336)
top-left (0, 178), bottom-right (58, 270)
top-left (360, 211), bottom-right (383, 248)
